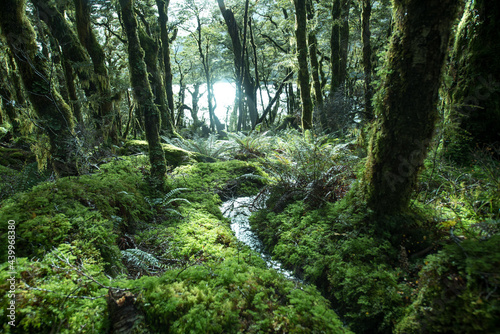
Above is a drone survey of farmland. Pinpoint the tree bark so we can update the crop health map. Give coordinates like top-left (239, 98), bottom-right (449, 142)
top-left (30, 0), bottom-right (101, 128)
top-left (156, 0), bottom-right (175, 127)
top-left (138, 29), bottom-right (174, 135)
top-left (119, 0), bottom-right (166, 190)
top-left (195, 16), bottom-right (223, 133)
top-left (444, 0), bottom-right (500, 162)
top-left (306, 0), bottom-right (323, 107)
top-left (363, 0), bottom-right (459, 218)
top-left (0, 0), bottom-right (79, 176)
top-left (330, 0), bottom-right (341, 96)
top-left (293, 0), bottom-right (313, 130)
top-left (361, 0), bottom-right (373, 121)
top-left (217, 0), bottom-right (258, 131)
top-left (74, 0), bottom-right (117, 142)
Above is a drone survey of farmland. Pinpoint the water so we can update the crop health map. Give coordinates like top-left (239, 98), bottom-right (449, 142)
top-left (221, 196), bottom-right (299, 281)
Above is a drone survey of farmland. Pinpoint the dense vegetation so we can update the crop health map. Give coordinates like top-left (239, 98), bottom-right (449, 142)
top-left (1, 0), bottom-right (499, 333)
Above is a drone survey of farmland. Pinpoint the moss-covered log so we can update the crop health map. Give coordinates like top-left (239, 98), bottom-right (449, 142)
top-left (119, 0), bottom-right (166, 190)
top-left (0, 0), bottom-right (79, 176)
top-left (363, 0), bottom-right (459, 219)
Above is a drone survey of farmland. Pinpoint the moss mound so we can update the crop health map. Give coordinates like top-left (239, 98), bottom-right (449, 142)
top-left (395, 235), bottom-right (500, 333)
top-left (0, 157), bottom-right (348, 333)
top-left (120, 139), bottom-right (216, 166)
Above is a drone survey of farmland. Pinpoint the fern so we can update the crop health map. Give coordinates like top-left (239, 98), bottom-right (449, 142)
top-left (121, 248), bottom-right (165, 273)
top-left (162, 134), bottom-right (233, 160)
top-left (227, 131), bottom-right (270, 157)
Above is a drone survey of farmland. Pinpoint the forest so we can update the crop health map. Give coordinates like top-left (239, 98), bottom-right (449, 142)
top-left (0, 0), bottom-right (499, 332)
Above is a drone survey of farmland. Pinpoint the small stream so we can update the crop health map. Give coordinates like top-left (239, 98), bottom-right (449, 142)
top-left (221, 196), bottom-right (299, 281)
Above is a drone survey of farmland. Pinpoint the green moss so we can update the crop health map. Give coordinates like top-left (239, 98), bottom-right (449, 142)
top-left (130, 259), bottom-right (350, 333)
top-left (0, 147), bottom-right (36, 170)
top-left (0, 155), bottom-right (153, 272)
top-left (0, 156), bottom-right (349, 333)
top-left (170, 160), bottom-right (267, 202)
top-left (120, 140), bottom-right (216, 167)
top-left (395, 236), bottom-right (500, 333)
top-left (250, 199), bottom-right (406, 333)
top-left (0, 246), bottom-right (109, 333)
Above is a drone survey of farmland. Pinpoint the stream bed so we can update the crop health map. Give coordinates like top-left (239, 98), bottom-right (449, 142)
top-left (221, 196), bottom-right (299, 281)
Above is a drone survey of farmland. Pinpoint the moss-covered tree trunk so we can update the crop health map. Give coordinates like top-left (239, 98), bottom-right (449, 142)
top-left (361, 0), bottom-right (373, 121)
top-left (119, 0), bottom-right (166, 190)
top-left (306, 0), bottom-right (323, 108)
top-left (0, 48), bottom-right (22, 136)
top-left (217, 0), bottom-right (258, 131)
top-left (363, 0), bottom-right (459, 219)
top-left (0, 0), bottom-right (79, 176)
top-left (444, 0), bottom-right (500, 162)
top-left (74, 0), bottom-right (117, 143)
top-left (293, 0), bottom-right (313, 130)
top-left (138, 29), bottom-right (174, 135)
top-left (30, 0), bottom-right (102, 127)
top-left (156, 0), bottom-right (176, 128)
top-left (330, 0), bottom-right (341, 96)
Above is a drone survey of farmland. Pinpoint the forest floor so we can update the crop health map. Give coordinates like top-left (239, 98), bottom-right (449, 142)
top-left (0, 131), bottom-right (499, 333)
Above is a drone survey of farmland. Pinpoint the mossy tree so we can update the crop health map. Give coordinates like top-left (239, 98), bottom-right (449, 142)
top-left (119, 0), bottom-right (166, 190)
top-left (361, 0), bottom-right (374, 121)
top-left (74, 0), bottom-right (117, 143)
top-left (138, 28), bottom-right (175, 135)
top-left (444, 0), bottom-right (500, 162)
top-left (156, 0), bottom-right (176, 128)
top-left (30, 0), bottom-right (105, 130)
top-left (330, 0), bottom-right (350, 96)
top-left (0, 0), bottom-right (79, 176)
top-left (362, 0), bottom-right (459, 221)
top-left (293, 0), bottom-right (313, 130)
top-left (217, 0), bottom-right (258, 131)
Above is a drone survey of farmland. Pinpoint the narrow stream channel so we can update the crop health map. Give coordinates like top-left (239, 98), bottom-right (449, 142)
top-left (221, 196), bottom-right (300, 281)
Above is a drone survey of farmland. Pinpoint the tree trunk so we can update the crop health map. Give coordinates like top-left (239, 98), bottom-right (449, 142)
top-left (30, 0), bottom-right (100, 127)
top-left (138, 29), bottom-right (174, 135)
top-left (293, 0), bottom-right (313, 130)
top-left (74, 0), bottom-right (117, 142)
top-left (444, 0), bottom-right (500, 162)
top-left (361, 0), bottom-right (373, 121)
top-left (195, 16), bottom-right (223, 133)
top-left (363, 0), bottom-right (459, 219)
top-left (330, 0), bottom-right (341, 96)
top-left (306, 0), bottom-right (323, 107)
top-left (0, 0), bottom-right (79, 176)
top-left (217, 0), bottom-right (257, 131)
top-left (119, 0), bottom-right (166, 190)
top-left (156, 0), bottom-right (175, 126)
top-left (339, 0), bottom-right (350, 93)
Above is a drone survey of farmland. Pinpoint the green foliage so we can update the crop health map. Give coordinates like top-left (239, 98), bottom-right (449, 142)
top-left (250, 199), bottom-right (405, 333)
top-left (261, 130), bottom-right (358, 211)
top-left (0, 245), bottom-right (108, 333)
top-left (164, 134), bottom-right (234, 160)
top-left (416, 147), bottom-right (500, 226)
top-left (395, 236), bottom-right (500, 333)
top-left (227, 132), bottom-right (271, 159)
top-left (0, 163), bottom-right (51, 202)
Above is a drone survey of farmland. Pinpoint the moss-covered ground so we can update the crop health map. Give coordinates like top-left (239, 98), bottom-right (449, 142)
top-left (0, 154), bottom-right (350, 333)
